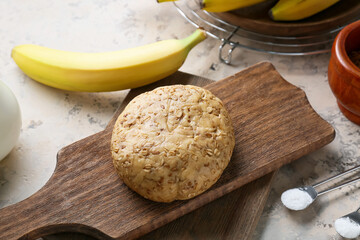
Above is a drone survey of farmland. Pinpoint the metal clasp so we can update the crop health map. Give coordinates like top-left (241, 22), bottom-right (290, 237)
top-left (219, 27), bottom-right (239, 65)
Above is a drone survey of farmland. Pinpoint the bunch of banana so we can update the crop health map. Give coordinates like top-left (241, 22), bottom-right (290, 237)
top-left (157, 0), bottom-right (267, 12)
top-left (11, 29), bottom-right (206, 92)
top-left (270, 0), bottom-right (340, 21)
top-left (200, 0), bottom-right (267, 12)
top-left (157, 0), bottom-right (341, 22)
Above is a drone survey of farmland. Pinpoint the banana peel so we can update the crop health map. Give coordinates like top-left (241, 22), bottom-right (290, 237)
top-left (11, 29), bottom-right (206, 92)
top-left (270, 0), bottom-right (341, 21)
top-left (200, 0), bottom-right (267, 12)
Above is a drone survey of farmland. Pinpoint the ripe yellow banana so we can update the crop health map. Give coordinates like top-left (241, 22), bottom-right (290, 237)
top-left (270, 0), bottom-right (340, 21)
top-left (200, 0), bottom-right (267, 12)
top-left (11, 29), bottom-right (206, 92)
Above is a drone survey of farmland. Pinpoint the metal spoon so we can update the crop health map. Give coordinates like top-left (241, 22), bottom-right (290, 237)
top-left (281, 165), bottom-right (360, 211)
top-left (335, 206), bottom-right (360, 239)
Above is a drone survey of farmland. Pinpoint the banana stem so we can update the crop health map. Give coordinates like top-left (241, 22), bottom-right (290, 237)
top-left (181, 29), bottom-right (207, 50)
top-left (199, 0), bottom-right (205, 10)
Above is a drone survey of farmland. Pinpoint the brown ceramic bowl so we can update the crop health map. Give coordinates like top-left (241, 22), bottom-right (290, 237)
top-left (328, 20), bottom-right (360, 125)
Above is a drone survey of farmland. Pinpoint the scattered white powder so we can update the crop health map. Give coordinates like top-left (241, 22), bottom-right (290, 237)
top-left (281, 188), bottom-right (313, 211)
top-left (335, 217), bottom-right (360, 239)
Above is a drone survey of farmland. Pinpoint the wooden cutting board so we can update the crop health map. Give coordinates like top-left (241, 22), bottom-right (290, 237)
top-left (43, 69), bottom-right (277, 240)
top-left (0, 62), bottom-right (335, 240)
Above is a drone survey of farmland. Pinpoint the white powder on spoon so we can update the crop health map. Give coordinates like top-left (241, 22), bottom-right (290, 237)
top-left (281, 188), bottom-right (313, 211)
top-left (335, 217), bottom-right (360, 239)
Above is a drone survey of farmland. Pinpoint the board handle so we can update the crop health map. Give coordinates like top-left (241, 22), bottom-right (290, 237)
top-left (0, 185), bottom-right (58, 239)
top-left (0, 178), bottom-right (107, 239)
top-left (0, 132), bottom-right (114, 240)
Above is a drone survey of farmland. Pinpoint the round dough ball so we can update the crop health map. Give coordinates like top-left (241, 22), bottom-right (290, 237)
top-left (111, 85), bottom-right (235, 202)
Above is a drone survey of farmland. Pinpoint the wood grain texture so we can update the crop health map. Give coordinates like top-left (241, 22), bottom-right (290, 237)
top-left (0, 62), bottom-right (335, 240)
top-left (43, 172), bottom-right (276, 240)
top-left (214, 0), bottom-right (360, 36)
top-left (140, 171), bottom-right (276, 240)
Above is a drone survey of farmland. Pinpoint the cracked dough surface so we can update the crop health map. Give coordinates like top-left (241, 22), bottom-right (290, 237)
top-left (111, 85), bottom-right (235, 202)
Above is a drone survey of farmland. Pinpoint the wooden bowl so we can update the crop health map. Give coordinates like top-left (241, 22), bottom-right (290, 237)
top-left (214, 0), bottom-right (360, 37)
top-left (328, 20), bottom-right (360, 125)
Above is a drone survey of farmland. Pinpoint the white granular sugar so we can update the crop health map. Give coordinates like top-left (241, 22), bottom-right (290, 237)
top-left (281, 188), bottom-right (313, 211)
top-left (335, 216), bottom-right (360, 239)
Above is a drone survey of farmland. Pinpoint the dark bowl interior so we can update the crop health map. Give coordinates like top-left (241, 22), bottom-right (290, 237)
top-left (345, 25), bottom-right (360, 53)
top-left (336, 20), bottom-right (360, 87)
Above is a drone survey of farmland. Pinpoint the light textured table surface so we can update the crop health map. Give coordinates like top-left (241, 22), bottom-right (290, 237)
top-left (0, 1), bottom-right (359, 239)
